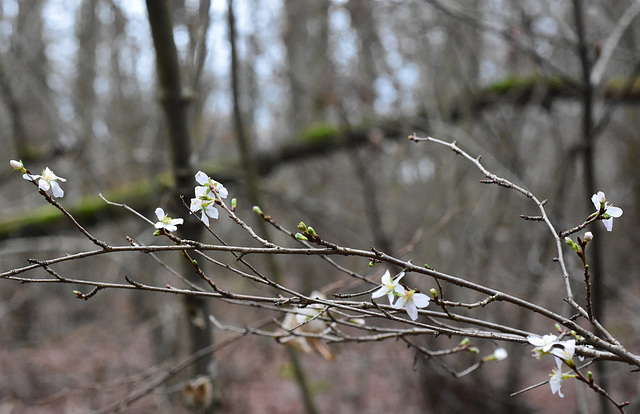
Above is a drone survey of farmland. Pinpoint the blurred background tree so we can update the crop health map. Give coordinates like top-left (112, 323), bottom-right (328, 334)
top-left (1, 0), bottom-right (639, 412)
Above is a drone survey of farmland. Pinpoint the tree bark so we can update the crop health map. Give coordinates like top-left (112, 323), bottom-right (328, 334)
top-left (145, 0), bottom-right (216, 411)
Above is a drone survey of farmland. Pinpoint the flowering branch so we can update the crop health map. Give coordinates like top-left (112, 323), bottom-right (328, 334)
top-left (5, 145), bottom-right (640, 412)
top-left (407, 135), bottom-right (629, 346)
top-left (10, 161), bottom-right (110, 249)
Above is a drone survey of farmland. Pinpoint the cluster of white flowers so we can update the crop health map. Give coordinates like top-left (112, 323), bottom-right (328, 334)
top-left (371, 270), bottom-right (430, 320)
top-left (190, 171), bottom-right (228, 226)
top-left (154, 171), bottom-right (228, 231)
top-left (527, 334), bottom-right (578, 398)
top-left (10, 163), bottom-right (232, 233)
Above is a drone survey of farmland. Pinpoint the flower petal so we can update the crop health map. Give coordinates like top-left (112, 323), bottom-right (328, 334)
top-left (527, 334), bottom-right (557, 348)
top-left (190, 198), bottom-right (202, 212)
top-left (38, 179), bottom-right (50, 192)
top-left (606, 206), bottom-right (623, 218)
top-left (371, 286), bottom-right (387, 299)
top-left (405, 302), bottom-right (418, 320)
top-left (392, 296), bottom-right (406, 309)
top-left (155, 208), bottom-right (165, 221)
top-left (412, 293), bottom-right (430, 308)
top-left (195, 186), bottom-right (208, 198)
top-left (592, 191), bottom-right (609, 212)
top-left (204, 205), bottom-right (219, 219)
top-left (200, 211), bottom-right (210, 226)
top-left (50, 181), bottom-right (64, 197)
top-left (195, 171), bottom-right (209, 185)
top-left (216, 184), bottom-right (228, 199)
top-left (527, 335), bottom-right (543, 346)
top-left (386, 292), bottom-right (396, 305)
top-left (380, 270), bottom-right (391, 284)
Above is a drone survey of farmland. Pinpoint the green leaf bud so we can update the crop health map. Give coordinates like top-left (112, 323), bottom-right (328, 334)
top-left (564, 237), bottom-right (580, 252)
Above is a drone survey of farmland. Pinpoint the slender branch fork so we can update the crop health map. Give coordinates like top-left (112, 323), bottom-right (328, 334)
top-left (4, 136), bottom-right (637, 411)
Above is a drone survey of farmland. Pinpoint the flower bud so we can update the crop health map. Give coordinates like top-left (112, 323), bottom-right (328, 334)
top-left (583, 231), bottom-right (593, 242)
top-left (493, 347), bottom-right (508, 361)
top-left (564, 237), bottom-right (580, 252)
top-left (252, 205), bottom-right (263, 215)
top-left (295, 233), bottom-right (308, 241)
top-left (10, 159), bottom-right (24, 171)
top-left (429, 288), bottom-right (438, 298)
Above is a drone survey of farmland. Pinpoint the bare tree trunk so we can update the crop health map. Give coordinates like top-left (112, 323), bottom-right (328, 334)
top-left (346, 0), bottom-right (381, 119)
top-left (227, 2), bottom-right (319, 413)
top-left (146, 1), bottom-right (216, 412)
top-left (571, 2), bottom-right (608, 413)
top-left (283, 0), bottom-right (335, 133)
top-left (74, 0), bottom-right (99, 189)
top-left (11, 0), bottom-right (56, 156)
top-left (0, 54), bottom-right (29, 160)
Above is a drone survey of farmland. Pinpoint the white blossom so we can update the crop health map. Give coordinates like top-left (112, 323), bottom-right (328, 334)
top-left (190, 186), bottom-right (219, 226)
top-left (154, 208), bottom-right (183, 232)
top-left (392, 288), bottom-right (430, 321)
top-left (550, 339), bottom-right (576, 363)
top-left (23, 167), bottom-right (66, 197)
top-left (195, 171), bottom-right (228, 199)
top-left (591, 191), bottom-right (623, 231)
top-left (549, 359), bottom-right (565, 398)
top-left (372, 270), bottom-right (406, 306)
top-left (527, 334), bottom-right (559, 359)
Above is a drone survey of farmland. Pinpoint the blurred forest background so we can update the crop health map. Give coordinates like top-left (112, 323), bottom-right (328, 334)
top-left (1, 0), bottom-right (640, 413)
